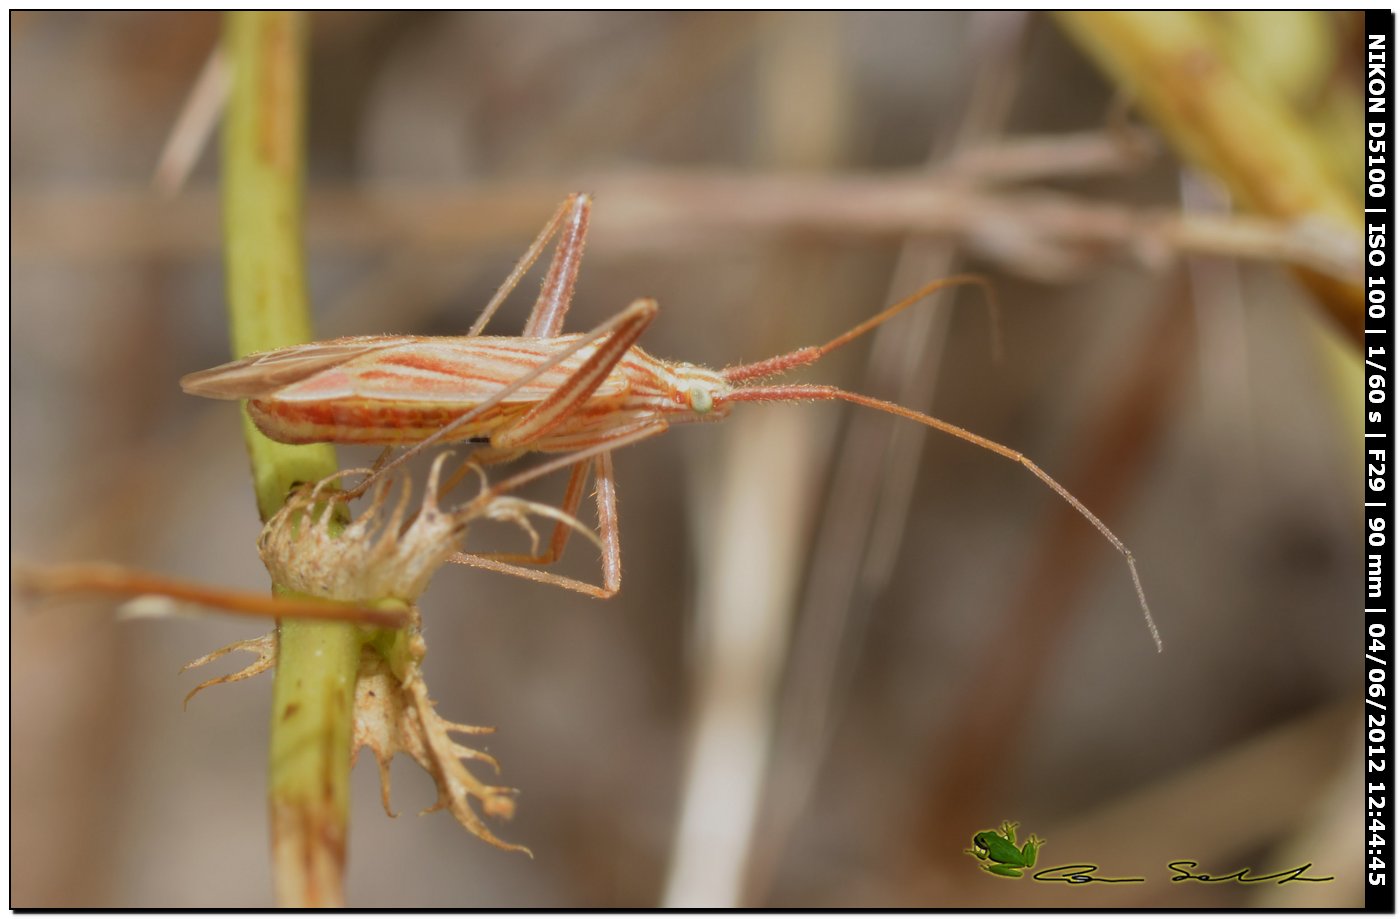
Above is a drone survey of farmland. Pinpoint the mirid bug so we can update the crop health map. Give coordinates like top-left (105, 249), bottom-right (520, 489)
top-left (183, 193), bottom-right (1161, 650)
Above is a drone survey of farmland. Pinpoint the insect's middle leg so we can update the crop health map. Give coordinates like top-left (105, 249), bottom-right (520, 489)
top-left (449, 453), bottom-right (618, 599)
top-left (448, 421), bottom-right (666, 598)
top-left (437, 445), bottom-right (590, 570)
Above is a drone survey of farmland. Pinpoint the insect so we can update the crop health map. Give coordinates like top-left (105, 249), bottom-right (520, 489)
top-left (182, 193), bottom-right (1161, 650)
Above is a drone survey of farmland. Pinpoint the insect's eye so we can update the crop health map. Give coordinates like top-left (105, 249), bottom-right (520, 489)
top-left (689, 386), bottom-right (713, 416)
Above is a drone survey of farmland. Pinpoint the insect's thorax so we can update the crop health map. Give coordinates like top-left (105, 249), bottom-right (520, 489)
top-left (612, 352), bottom-right (731, 419)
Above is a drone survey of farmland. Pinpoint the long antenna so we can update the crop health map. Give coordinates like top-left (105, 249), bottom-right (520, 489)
top-left (725, 383), bottom-right (1162, 651)
top-left (722, 274), bottom-right (1000, 384)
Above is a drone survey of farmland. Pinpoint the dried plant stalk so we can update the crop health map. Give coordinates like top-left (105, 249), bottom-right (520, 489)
top-left (1054, 11), bottom-right (1363, 342)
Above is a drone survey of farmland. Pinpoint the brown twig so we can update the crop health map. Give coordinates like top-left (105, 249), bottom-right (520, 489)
top-left (15, 171), bottom-right (1360, 286)
top-left (14, 562), bottom-right (409, 628)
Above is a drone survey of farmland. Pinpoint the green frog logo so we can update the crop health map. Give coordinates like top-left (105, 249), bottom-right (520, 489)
top-left (965, 821), bottom-right (1043, 878)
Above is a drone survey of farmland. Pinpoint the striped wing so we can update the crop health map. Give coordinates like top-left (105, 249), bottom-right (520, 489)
top-left (185, 335), bottom-right (629, 407)
top-left (275, 336), bottom-right (629, 406)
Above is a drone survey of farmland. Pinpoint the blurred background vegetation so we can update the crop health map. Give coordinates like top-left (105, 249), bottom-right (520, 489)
top-left (12, 10), bottom-right (1364, 907)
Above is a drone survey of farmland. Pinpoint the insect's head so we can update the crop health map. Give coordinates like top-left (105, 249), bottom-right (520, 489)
top-left (668, 363), bottom-right (733, 421)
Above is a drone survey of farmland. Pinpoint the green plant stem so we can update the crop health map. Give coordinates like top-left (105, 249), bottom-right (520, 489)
top-left (222, 11), bottom-right (357, 908)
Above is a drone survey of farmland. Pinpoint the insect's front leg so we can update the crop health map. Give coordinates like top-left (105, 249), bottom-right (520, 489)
top-left (335, 445), bottom-right (412, 503)
top-left (436, 445), bottom-right (526, 500)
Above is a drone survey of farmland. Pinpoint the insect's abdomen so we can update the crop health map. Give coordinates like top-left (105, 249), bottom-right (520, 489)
top-left (248, 397), bottom-right (525, 446)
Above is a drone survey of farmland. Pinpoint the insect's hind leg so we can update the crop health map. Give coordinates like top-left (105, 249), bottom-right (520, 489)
top-left (523, 193), bottom-right (591, 338)
top-left (468, 192), bottom-right (591, 338)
